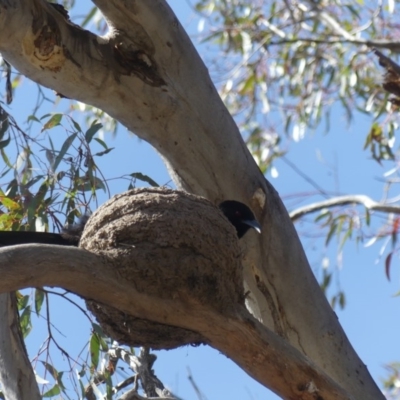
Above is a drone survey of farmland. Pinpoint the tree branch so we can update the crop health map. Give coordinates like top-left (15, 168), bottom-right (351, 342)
top-left (0, 243), bottom-right (353, 400)
top-left (288, 1), bottom-right (400, 51)
top-left (290, 194), bottom-right (400, 221)
top-left (0, 293), bottom-right (41, 400)
top-left (268, 37), bottom-right (400, 51)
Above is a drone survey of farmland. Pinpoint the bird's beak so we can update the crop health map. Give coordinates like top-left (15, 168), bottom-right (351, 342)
top-left (243, 219), bottom-right (262, 234)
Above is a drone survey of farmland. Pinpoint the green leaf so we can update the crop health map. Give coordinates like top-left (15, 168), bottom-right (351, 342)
top-left (24, 175), bottom-right (46, 190)
top-left (94, 138), bottom-right (108, 150)
top-left (17, 294), bottom-right (29, 310)
top-left (80, 176), bottom-right (106, 192)
top-left (239, 74), bottom-right (255, 95)
top-left (365, 209), bottom-right (370, 226)
top-left (71, 118), bottom-right (82, 133)
top-left (339, 229), bottom-right (352, 251)
top-left (85, 122), bottom-right (103, 143)
top-left (30, 181), bottom-right (49, 212)
top-left (315, 210), bottom-right (332, 224)
top-left (105, 370), bottom-right (113, 399)
top-left (0, 213), bottom-right (17, 230)
top-left (91, 323), bottom-right (108, 351)
top-left (41, 114), bottom-right (63, 132)
top-left (94, 147), bottom-right (114, 157)
top-left (0, 195), bottom-right (21, 211)
top-left (320, 271), bottom-right (332, 292)
top-left (41, 361), bottom-right (58, 379)
top-left (385, 252), bottom-right (393, 281)
top-left (99, 335), bottom-right (109, 352)
top-left (34, 288), bottom-right (44, 315)
top-left (325, 222), bottom-right (337, 246)
top-left (92, 322), bottom-right (104, 336)
top-left (0, 135), bottom-right (11, 150)
top-left (19, 305), bottom-right (32, 338)
top-left (0, 106), bottom-right (9, 139)
top-left (130, 172), bottom-right (159, 187)
top-left (78, 379), bottom-right (86, 398)
top-left (53, 132), bottom-right (78, 172)
top-left (391, 231), bottom-right (397, 248)
top-left (90, 332), bottom-right (100, 370)
top-left (42, 384), bottom-right (61, 398)
top-left (336, 215), bottom-right (346, 234)
top-left (56, 371), bottom-right (66, 391)
top-left (1, 148), bottom-right (12, 168)
top-left (338, 291), bottom-right (346, 309)
top-left (27, 115), bottom-right (40, 123)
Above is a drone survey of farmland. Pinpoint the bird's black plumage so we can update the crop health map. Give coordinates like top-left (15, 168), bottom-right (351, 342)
top-left (0, 201), bottom-right (260, 247)
top-left (0, 217), bottom-right (87, 247)
top-left (0, 230), bottom-right (79, 247)
top-left (219, 200), bottom-right (261, 238)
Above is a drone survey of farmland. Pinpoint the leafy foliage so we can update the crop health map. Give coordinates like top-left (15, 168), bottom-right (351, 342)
top-left (195, 0), bottom-right (399, 170)
top-left (0, 65), bottom-right (158, 397)
top-left (382, 363), bottom-right (400, 400)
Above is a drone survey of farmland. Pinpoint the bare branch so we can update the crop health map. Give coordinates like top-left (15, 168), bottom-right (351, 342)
top-left (290, 194), bottom-right (400, 221)
top-left (310, 8), bottom-right (359, 41)
top-left (281, 1), bottom-right (400, 51)
top-left (268, 37), bottom-right (400, 51)
top-left (0, 243), bottom-right (354, 399)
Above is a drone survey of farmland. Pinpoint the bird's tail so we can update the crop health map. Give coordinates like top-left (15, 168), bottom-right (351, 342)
top-left (0, 231), bottom-right (78, 247)
top-left (0, 215), bottom-right (89, 247)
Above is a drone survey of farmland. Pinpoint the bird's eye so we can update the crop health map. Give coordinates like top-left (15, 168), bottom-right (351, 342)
top-left (235, 211), bottom-right (241, 217)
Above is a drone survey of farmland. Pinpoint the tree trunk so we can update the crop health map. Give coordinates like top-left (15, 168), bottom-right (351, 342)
top-left (0, 0), bottom-right (383, 398)
top-left (0, 293), bottom-right (41, 400)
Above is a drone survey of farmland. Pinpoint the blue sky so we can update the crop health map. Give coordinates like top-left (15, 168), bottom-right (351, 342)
top-left (3, 1), bottom-right (400, 399)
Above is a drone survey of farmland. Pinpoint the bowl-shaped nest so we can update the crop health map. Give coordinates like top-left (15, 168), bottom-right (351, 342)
top-left (80, 188), bottom-right (243, 349)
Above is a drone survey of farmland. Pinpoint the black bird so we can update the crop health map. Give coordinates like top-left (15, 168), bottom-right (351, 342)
top-left (0, 230), bottom-right (79, 247)
top-left (0, 202), bottom-right (260, 247)
top-left (0, 216), bottom-right (88, 247)
top-left (219, 200), bottom-right (261, 238)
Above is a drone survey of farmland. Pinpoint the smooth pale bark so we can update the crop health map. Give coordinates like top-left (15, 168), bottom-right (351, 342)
top-left (0, 244), bottom-right (353, 400)
top-left (0, 0), bottom-right (383, 399)
top-left (0, 293), bottom-right (41, 400)
top-left (290, 194), bottom-right (400, 221)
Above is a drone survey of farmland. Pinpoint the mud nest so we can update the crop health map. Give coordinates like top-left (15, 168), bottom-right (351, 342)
top-left (80, 188), bottom-right (243, 349)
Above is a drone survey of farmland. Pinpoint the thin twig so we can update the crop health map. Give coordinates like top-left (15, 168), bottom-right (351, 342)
top-left (290, 194), bottom-right (400, 221)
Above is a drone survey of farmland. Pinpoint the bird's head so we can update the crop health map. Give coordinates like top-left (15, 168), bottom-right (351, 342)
top-left (219, 200), bottom-right (261, 239)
